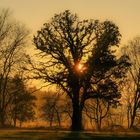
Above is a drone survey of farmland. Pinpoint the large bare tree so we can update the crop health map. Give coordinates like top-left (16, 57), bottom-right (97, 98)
top-left (31, 10), bottom-right (130, 131)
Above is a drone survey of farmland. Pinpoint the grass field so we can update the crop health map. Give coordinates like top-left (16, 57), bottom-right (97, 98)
top-left (0, 129), bottom-right (140, 140)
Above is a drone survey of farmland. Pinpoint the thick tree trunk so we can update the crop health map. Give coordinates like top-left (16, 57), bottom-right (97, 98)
top-left (71, 101), bottom-right (83, 131)
top-left (0, 111), bottom-right (5, 127)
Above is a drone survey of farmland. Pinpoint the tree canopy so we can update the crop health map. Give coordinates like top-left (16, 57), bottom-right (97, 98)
top-left (31, 10), bottom-right (130, 131)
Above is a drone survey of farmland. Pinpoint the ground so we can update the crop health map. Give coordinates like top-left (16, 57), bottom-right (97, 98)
top-left (0, 129), bottom-right (140, 140)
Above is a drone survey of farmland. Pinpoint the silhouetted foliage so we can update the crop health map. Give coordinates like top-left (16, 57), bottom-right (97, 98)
top-left (31, 10), bottom-right (130, 131)
top-left (10, 75), bottom-right (36, 127)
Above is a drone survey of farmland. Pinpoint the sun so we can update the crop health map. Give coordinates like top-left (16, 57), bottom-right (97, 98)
top-left (77, 63), bottom-right (83, 71)
top-left (74, 62), bottom-right (87, 74)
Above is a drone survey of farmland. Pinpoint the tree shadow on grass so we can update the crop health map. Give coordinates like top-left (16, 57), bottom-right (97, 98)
top-left (0, 131), bottom-right (47, 140)
top-left (61, 132), bottom-right (140, 140)
top-left (1, 130), bottom-right (140, 140)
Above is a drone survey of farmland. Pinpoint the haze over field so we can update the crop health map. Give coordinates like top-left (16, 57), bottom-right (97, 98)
top-left (1, 0), bottom-right (140, 135)
top-left (1, 0), bottom-right (140, 44)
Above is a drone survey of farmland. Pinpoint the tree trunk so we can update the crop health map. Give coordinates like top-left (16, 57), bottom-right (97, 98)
top-left (130, 114), bottom-right (136, 128)
top-left (20, 121), bottom-right (22, 128)
top-left (130, 107), bottom-right (137, 128)
top-left (127, 107), bottom-right (130, 128)
top-left (0, 111), bottom-right (5, 127)
top-left (50, 116), bottom-right (53, 127)
top-left (71, 101), bottom-right (83, 131)
top-left (99, 118), bottom-right (102, 131)
top-left (13, 117), bottom-right (17, 127)
top-left (56, 111), bottom-right (61, 127)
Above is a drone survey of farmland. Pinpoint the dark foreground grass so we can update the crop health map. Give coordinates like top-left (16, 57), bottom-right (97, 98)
top-left (0, 129), bottom-right (140, 140)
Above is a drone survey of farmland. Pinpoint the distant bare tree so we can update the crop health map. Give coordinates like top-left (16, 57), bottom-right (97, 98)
top-left (41, 91), bottom-right (72, 127)
top-left (41, 93), bottom-right (62, 127)
top-left (121, 36), bottom-right (140, 128)
top-left (0, 8), bottom-right (29, 127)
top-left (119, 78), bottom-right (133, 128)
top-left (84, 98), bottom-right (110, 130)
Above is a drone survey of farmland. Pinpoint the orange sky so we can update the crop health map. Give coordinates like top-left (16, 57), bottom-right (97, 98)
top-left (1, 0), bottom-right (140, 45)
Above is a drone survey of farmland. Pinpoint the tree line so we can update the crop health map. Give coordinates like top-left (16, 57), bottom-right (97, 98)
top-left (0, 8), bottom-right (140, 131)
top-left (0, 9), bottom-right (36, 127)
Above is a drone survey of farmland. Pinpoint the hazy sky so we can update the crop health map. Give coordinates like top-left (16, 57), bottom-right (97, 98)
top-left (1, 0), bottom-right (140, 44)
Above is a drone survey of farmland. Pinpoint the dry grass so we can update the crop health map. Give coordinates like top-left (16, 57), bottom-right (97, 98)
top-left (0, 129), bottom-right (140, 140)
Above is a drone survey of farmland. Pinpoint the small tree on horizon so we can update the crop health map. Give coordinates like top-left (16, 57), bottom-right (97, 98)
top-left (10, 75), bottom-right (36, 127)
